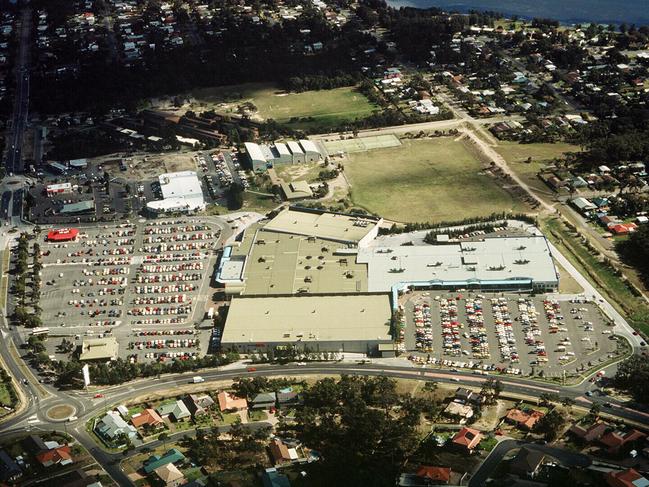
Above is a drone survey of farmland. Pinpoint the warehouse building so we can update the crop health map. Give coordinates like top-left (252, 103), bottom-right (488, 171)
top-left (221, 294), bottom-right (392, 354)
top-left (216, 223), bottom-right (369, 296)
top-left (244, 140), bottom-right (323, 170)
top-left (244, 142), bottom-right (268, 171)
top-left (146, 171), bottom-right (206, 214)
top-left (299, 139), bottom-right (322, 162)
top-left (280, 180), bottom-right (313, 201)
top-left (357, 236), bottom-right (559, 304)
top-left (286, 141), bottom-right (305, 164)
top-left (262, 206), bottom-right (382, 246)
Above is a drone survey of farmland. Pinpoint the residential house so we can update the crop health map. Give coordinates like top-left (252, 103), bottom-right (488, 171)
top-left (510, 447), bottom-right (546, 478)
top-left (504, 408), bottom-right (545, 431)
top-left (599, 429), bottom-right (646, 455)
top-left (143, 449), bottom-right (186, 474)
top-left (571, 197), bottom-right (597, 214)
top-left (606, 468), bottom-right (649, 487)
top-left (443, 402), bottom-right (474, 422)
top-left (262, 467), bottom-right (291, 487)
top-left (276, 390), bottom-right (301, 408)
top-left (157, 400), bottom-right (191, 422)
top-left (217, 391), bottom-right (248, 412)
top-left (94, 411), bottom-right (138, 443)
top-left (610, 223), bottom-right (638, 235)
top-left (451, 427), bottom-right (482, 452)
top-left (153, 463), bottom-right (185, 487)
top-left (131, 408), bottom-right (164, 430)
top-left (269, 438), bottom-right (299, 466)
top-left (252, 392), bottom-right (277, 410)
top-left (36, 445), bottom-right (73, 468)
top-left (454, 387), bottom-right (484, 406)
top-left (415, 465), bottom-right (451, 484)
top-left (183, 394), bottom-right (215, 417)
top-left (0, 450), bottom-right (21, 483)
top-left (569, 421), bottom-right (609, 443)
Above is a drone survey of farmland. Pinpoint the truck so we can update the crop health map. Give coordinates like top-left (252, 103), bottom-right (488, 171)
top-left (206, 307), bottom-right (215, 320)
top-left (192, 376), bottom-right (205, 384)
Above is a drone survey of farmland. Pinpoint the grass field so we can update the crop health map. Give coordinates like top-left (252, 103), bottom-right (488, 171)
top-left (190, 83), bottom-right (377, 131)
top-left (345, 137), bottom-right (527, 223)
top-left (496, 141), bottom-right (582, 192)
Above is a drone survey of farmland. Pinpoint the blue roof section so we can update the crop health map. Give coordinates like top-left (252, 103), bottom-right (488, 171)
top-left (143, 449), bottom-right (185, 474)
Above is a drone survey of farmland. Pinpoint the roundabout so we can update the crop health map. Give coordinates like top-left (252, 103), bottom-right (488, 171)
top-left (45, 404), bottom-right (76, 422)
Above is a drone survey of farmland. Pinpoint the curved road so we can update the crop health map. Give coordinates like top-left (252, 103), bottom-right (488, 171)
top-left (1, 361), bottom-right (648, 486)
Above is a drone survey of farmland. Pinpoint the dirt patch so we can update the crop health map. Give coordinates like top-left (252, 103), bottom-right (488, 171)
top-left (47, 404), bottom-right (75, 420)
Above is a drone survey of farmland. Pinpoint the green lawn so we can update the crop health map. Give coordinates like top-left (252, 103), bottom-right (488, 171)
top-left (542, 217), bottom-right (649, 336)
top-left (218, 412), bottom-right (241, 425)
top-left (345, 137), bottom-right (527, 223)
top-left (0, 382), bottom-right (14, 408)
top-left (248, 410), bottom-right (267, 422)
top-left (190, 83), bottom-right (377, 131)
top-left (495, 141), bottom-right (582, 193)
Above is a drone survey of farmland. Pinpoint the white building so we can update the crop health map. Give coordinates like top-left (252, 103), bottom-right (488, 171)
top-left (299, 139), bottom-right (322, 162)
top-left (287, 141), bottom-right (305, 164)
top-left (46, 183), bottom-right (72, 196)
top-left (147, 171), bottom-right (205, 214)
top-left (244, 142), bottom-right (268, 171)
top-left (272, 143), bottom-right (292, 164)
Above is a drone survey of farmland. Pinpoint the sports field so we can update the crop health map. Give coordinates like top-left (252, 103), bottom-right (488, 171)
top-left (190, 83), bottom-right (376, 130)
top-left (345, 137), bottom-right (527, 223)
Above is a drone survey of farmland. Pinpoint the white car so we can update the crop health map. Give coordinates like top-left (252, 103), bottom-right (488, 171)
top-left (296, 362), bottom-right (307, 366)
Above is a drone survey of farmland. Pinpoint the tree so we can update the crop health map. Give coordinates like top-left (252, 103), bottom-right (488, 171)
top-left (561, 397), bottom-right (575, 411)
top-left (539, 392), bottom-right (560, 406)
top-left (480, 378), bottom-right (502, 405)
top-left (613, 355), bottom-right (649, 403)
top-left (534, 409), bottom-right (565, 441)
top-left (158, 432), bottom-right (169, 450)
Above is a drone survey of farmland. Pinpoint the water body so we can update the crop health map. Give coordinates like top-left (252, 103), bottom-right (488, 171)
top-left (386, 0), bottom-right (649, 26)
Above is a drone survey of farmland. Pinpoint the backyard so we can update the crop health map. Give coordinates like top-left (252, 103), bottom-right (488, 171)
top-left (345, 137), bottom-right (528, 222)
top-left (188, 83), bottom-right (377, 131)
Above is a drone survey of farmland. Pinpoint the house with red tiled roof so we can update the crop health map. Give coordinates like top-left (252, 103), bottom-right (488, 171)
top-left (599, 429), bottom-right (646, 455)
top-left (504, 408), bottom-right (545, 431)
top-left (451, 427), bottom-right (482, 452)
top-left (131, 408), bottom-right (164, 430)
top-left (269, 438), bottom-right (299, 466)
top-left (606, 468), bottom-right (649, 487)
top-left (568, 421), bottom-right (609, 443)
top-left (610, 223), bottom-right (637, 235)
top-left (35, 445), bottom-right (73, 468)
top-left (217, 391), bottom-right (248, 412)
top-left (415, 465), bottom-right (451, 484)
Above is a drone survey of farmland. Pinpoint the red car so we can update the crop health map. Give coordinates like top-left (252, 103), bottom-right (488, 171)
top-left (94, 393), bottom-right (104, 399)
top-left (247, 367), bottom-right (257, 372)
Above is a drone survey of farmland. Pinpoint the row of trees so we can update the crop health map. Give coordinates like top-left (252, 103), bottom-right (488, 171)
top-left (12, 233), bottom-right (43, 329)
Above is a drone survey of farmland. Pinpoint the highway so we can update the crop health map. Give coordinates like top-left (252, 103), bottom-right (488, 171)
top-left (4, 7), bottom-right (31, 176)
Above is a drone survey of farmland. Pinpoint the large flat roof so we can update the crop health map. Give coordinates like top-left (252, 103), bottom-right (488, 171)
top-left (222, 295), bottom-right (392, 344)
top-left (80, 337), bottom-right (119, 361)
top-left (150, 171), bottom-right (205, 211)
top-left (357, 236), bottom-right (558, 291)
top-left (263, 207), bottom-right (381, 244)
top-left (228, 224), bottom-right (368, 295)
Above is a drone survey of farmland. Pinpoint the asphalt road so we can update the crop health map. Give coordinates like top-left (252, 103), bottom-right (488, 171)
top-left (5, 7), bottom-right (31, 176)
top-left (469, 439), bottom-right (591, 487)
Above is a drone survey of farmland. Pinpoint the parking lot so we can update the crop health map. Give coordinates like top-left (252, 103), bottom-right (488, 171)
top-left (36, 218), bottom-right (222, 364)
top-left (403, 292), bottom-right (619, 376)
